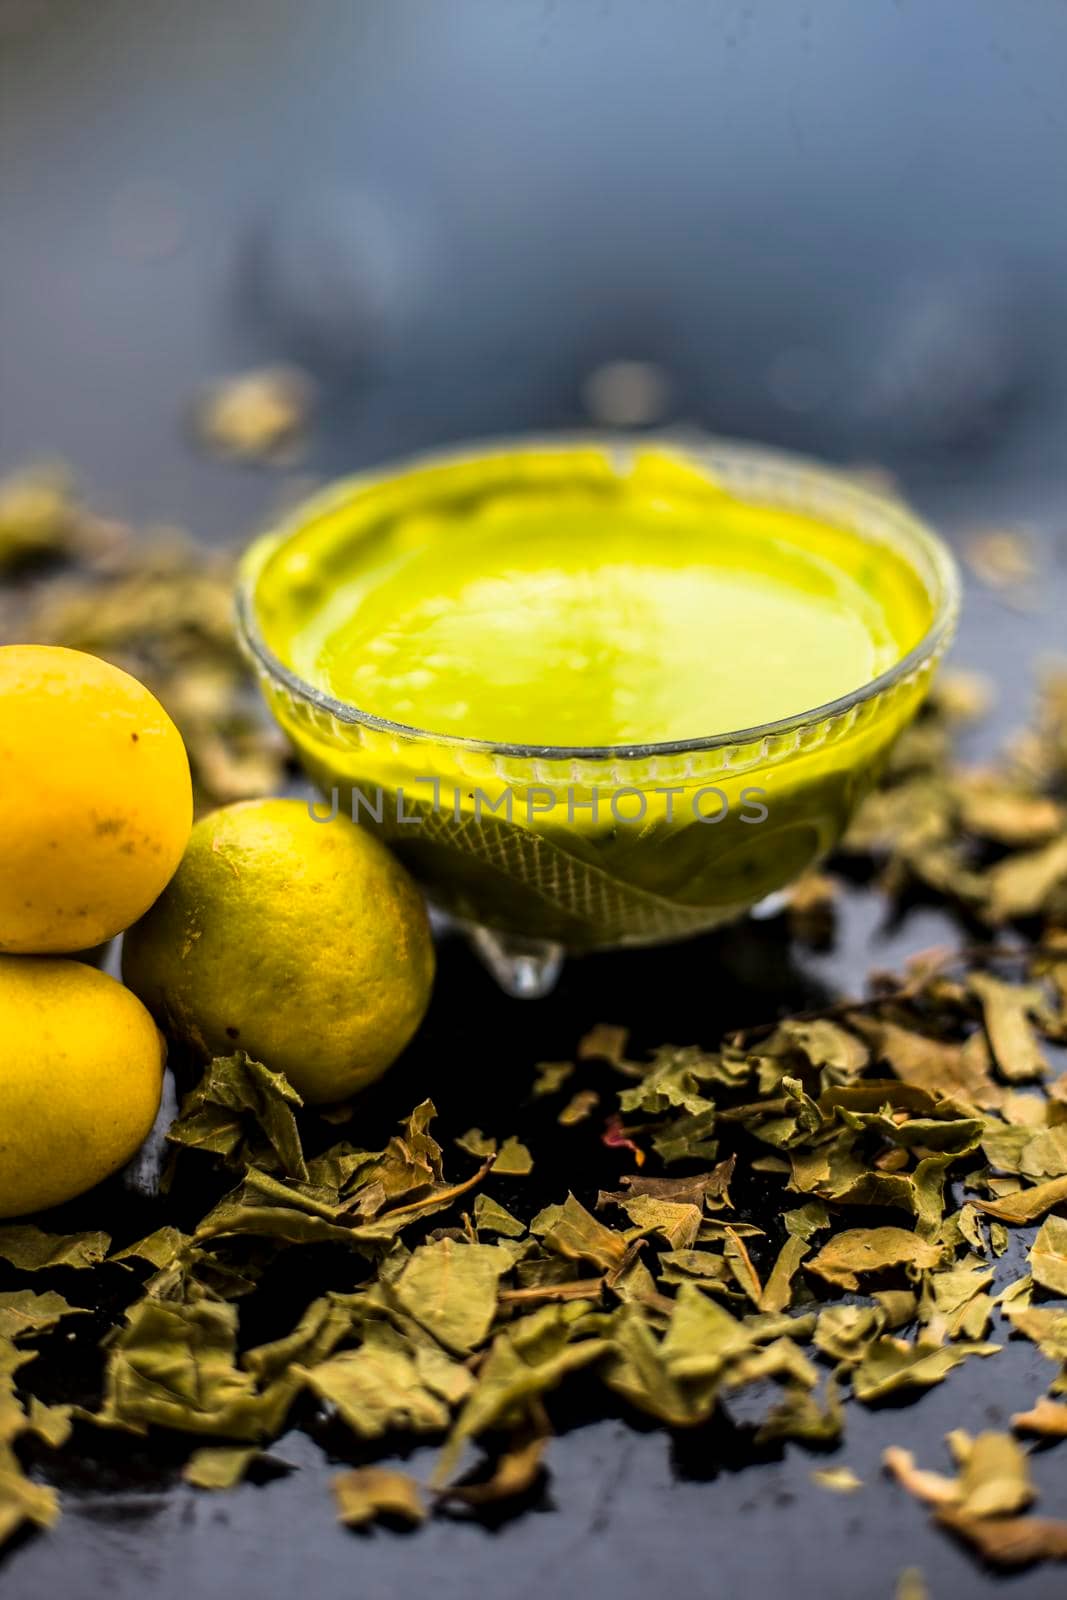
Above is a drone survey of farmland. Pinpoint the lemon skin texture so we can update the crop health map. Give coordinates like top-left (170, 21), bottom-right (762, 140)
top-left (122, 798), bottom-right (436, 1104)
top-left (0, 645), bottom-right (193, 953)
top-left (0, 955), bottom-right (165, 1218)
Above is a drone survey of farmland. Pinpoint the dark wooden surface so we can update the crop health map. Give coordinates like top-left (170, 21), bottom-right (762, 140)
top-left (3, 4), bottom-right (1067, 1596)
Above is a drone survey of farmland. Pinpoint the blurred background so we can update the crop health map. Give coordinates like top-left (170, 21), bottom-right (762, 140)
top-left (2, 0), bottom-right (1067, 561)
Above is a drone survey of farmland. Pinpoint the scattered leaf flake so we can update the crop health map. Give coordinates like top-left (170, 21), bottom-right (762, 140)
top-left (558, 1090), bottom-right (599, 1126)
top-left (811, 1465), bottom-right (862, 1493)
top-left (936, 1509), bottom-right (1067, 1567)
top-left (183, 1445), bottom-right (259, 1490)
top-left (1012, 1398), bottom-right (1067, 1437)
top-left (883, 1445), bottom-right (960, 1507)
top-left (578, 1024), bottom-right (630, 1065)
top-left (455, 1128), bottom-right (496, 1159)
top-left (493, 1137), bottom-right (533, 1177)
top-left (895, 1569), bottom-right (929, 1600)
top-left (193, 367), bottom-right (313, 465)
top-left (333, 1466), bottom-right (425, 1528)
top-left (531, 1060), bottom-right (574, 1098)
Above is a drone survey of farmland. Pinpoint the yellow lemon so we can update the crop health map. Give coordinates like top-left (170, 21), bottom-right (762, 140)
top-left (0, 645), bottom-right (193, 953)
top-left (0, 956), bottom-right (165, 1218)
top-left (122, 797), bottom-right (435, 1103)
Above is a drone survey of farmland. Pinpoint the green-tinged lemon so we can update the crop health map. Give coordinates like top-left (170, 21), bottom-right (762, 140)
top-left (0, 956), bottom-right (165, 1218)
top-left (122, 797), bottom-right (435, 1103)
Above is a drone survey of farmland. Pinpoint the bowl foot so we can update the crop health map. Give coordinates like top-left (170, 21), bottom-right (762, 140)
top-left (464, 925), bottom-right (565, 999)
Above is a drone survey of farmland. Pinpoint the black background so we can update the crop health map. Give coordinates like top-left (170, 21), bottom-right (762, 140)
top-left (3, 3), bottom-right (1067, 1596)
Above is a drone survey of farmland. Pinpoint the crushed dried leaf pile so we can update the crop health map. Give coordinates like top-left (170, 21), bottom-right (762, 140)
top-left (3, 471), bottom-right (1067, 1572)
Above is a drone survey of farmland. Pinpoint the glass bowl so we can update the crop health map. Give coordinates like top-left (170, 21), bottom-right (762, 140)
top-left (236, 436), bottom-right (959, 996)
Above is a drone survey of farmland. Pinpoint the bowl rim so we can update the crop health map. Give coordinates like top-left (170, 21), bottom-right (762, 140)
top-left (235, 432), bottom-right (961, 763)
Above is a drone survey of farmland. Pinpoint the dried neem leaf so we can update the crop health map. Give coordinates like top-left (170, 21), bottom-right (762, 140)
top-left (776, 1019), bottom-right (868, 1082)
top-left (617, 1045), bottom-right (717, 1118)
top-left (558, 1090), bottom-right (599, 1126)
top-left (811, 1465), bottom-right (862, 1493)
top-left (193, 367), bottom-right (313, 466)
top-left (1029, 1214), bottom-right (1067, 1296)
top-left (493, 1138), bottom-right (533, 1177)
top-left (182, 1444), bottom-right (259, 1490)
top-left (971, 1174), bottom-right (1067, 1224)
top-left (195, 1147), bottom-right (493, 1254)
top-left (883, 1446), bottom-right (960, 1507)
top-left (965, 527), bottom-right (1037, 591)
top-left (437, 1403), bottom-right (550, 1508)
top-left (852, 1337), bottom-right (999, 1403)
top-left (849, 1015), bottom-right (1005, 1111)
top-left (785, 871), bottom-right (839, 947)
top-left (783, 1202), bottom-right (831, 1242)
top-left (758, 1237), bottom-right (809, 1314)
top-left (0, 1444), bottom-right (59, 1549)
top-left (333, 1466), bottom-right (425, 1528)
top-left (608, 1195), bottom-right (701, 1251)
top-left (815, 1306), bottom-right (885, 1365)
top-left (0, 465), bottom-right (86, 572)
top-left (455, 1129), bottom-right (496, 1159)
top-left (985, 835), bottom-right (1067, 922)
top-left (722, 1227), bottom-right (763, 1307)
top-left (299, 1321), bottom-right (452, 1441)
top-left (954, 776), bottom-right (1063, 848)
top-left (1012, 1398), bottom-right (1067, 1437)
top-left (656, 1250), bottom-right (732, 1292)
top-left (0, 1227), bottom-right (110, 1271)
top-left (807, 1228), bottom-right (943, 1292)
top-left (93, 1291), bottom-right (352, 1440)
top-left (955, 1431), bottom-right (1034, 1518)
top-left (651, 1106), bottom-right (720, 1166)
top-left (967, 974), bottom-right (1049, 1083)
top-left (936, 1509), bottom-right (1067, 1567)
top-left (531, 1060), bottom-right (575, 1098)
top-left (110, 1228), bottom-right (188, 1271)
top-left (433, 1303), bottom-right (608, 1488)
top-left (602, 1297), bottom-right (725, 1426)
top-left (895, 1569), bottom-right (929, 1600)
top-left (1003, 1305), bottom-right (1067, 1377)
top-left (981, 1121), bottom-right (1067, 1181)
top-left (578, 1024), bottom-right (630, 1066)
top-left (756, 1378), bottom-right (843, 1444)
top-left (472, 1195), bottom-right (525, 1239)
top-left (873, 1290), bottom-right (917, 1329)
top-left (599, 1163), bottom-right (734, 1213)
top-left (531, 1196), bottom-right (628, 1273)
top-left (390, 1239), bottom-right (515, 1354)
top-left (166, 1053), bottom-right (308, 1181)
top-left (0, 1291), bottom-right (86, 1343)
top-left (918, 1261), bottom-right (995, 1340)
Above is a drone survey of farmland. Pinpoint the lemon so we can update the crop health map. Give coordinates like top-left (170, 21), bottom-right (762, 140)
top-left (0, 956), bottom-right (165, 1218)
top-left (0, 645), bottom-right (193, 953)
top-left (122, 797), bottom-right (435, 1103)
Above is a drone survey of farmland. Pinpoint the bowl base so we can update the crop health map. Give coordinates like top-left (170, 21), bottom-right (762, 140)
top-left (452, 918), bottom-right (566, 999)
